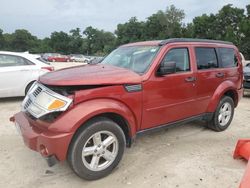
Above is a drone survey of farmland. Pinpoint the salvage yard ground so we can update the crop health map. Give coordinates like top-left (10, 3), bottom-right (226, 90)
top-left (0, 62), bottom-right (249, 188)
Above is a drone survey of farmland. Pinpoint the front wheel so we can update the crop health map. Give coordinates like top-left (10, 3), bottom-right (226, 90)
top-left (67, 117), bottom-right (125, 180)
top-left (207, 96), bottom-right (234, 132)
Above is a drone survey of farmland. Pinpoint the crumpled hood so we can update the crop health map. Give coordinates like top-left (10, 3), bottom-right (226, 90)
top-left (39, 64), bottom-right (142, 86)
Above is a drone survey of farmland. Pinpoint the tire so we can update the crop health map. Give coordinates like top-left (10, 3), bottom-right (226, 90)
top-left (25, 81), bottom-right (35, 96)
top-left (67, 117), bottom-right (126, 180)
top-left (207, 96), bottom-right (234, 132)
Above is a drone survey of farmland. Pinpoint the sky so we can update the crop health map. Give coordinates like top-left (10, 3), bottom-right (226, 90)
top-left (0, 0), bottom-right (249, 38)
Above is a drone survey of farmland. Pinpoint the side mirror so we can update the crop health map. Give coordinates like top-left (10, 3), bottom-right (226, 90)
top-left (158, 61), bottom-right (176, 75)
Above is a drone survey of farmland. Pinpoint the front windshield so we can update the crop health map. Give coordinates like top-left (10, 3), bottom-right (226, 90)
top-left (101, 46), bottom-right (160, 74)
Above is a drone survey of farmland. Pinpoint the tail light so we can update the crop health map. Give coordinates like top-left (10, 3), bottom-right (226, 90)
top-left (42, 67), bottom-right (54, 71)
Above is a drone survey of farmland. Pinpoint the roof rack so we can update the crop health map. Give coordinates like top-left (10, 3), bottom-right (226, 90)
top-left (159, 38), bottom-right (233, 46)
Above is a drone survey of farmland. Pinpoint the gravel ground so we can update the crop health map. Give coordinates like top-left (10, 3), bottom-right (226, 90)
top-left (0, 63), bottom-right (249, 188)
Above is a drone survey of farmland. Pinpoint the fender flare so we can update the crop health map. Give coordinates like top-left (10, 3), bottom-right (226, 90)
top-left (206, 80), bottom-right (238, 112)
top-left (49, 98), bottom-right (138, 138)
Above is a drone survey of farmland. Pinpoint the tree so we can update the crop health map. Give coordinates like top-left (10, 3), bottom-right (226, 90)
top-left (36, 37), bottom-right (53, 53)
top-left (49, 31), bottom-right (70, 54)
top-left (239, 4), bottom-right (250, 59)
top-left (0, 29), bottom-right (5, 49)
top-left (192, 14), bottom-right (217, 39)
top-left (115, 17), bottom-right (145, 45)
top-left (191, 4), bottom-right (250, 58)
top-left (0, 4), bottom-right (249, 57)
top-left (144, 5), bottom-right (185, 39)
top-left (10, 29), bottom-right (38, 52)
top-left (68, 28), bottom-right (83, 54)
top-left (83, 26), bottom-right (116, 55)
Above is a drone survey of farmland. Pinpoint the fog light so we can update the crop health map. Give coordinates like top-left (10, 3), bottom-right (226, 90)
top-left (40, 145), bottom-right (49, 156)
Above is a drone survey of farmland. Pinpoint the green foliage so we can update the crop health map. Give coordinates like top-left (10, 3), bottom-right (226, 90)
top-left (83, 26), bottom-right (116, 55)
top-left (191, 4), bottom-right (250, 58)
top-left (144, 5), bottom-right (185, 39)
top-left (116, 5), bottom-right (185, 44)
top-left (49, 31), bottom-right (71, 54)
top-left (116, 17), bottom-right (145, 44)
top-left (0, 4), bottom-right (249, 58)
top-left (8, 29), bottom-right (38, 52)
top-left (68, 28), bottom-right (83, 54)
top-left (0, 29), bottom-right (5, 49)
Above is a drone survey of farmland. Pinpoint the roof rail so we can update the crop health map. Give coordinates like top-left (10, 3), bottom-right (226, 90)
top-left (159, 38), bottom-right (233, 46)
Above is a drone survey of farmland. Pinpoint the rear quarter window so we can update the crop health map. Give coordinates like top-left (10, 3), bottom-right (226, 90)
top-left (218, 48), bottom-right (238, 68)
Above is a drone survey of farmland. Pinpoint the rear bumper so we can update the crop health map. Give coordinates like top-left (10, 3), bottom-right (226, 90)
top-left (13, 112), bottom-right (74, 161)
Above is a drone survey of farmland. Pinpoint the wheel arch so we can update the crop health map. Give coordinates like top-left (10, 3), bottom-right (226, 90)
top-left (72, 112), bottom-right (133, 147)
top-left (49, 98), bottom-right (138, 149)
top-left (206, 80), bottom-right (239, 112)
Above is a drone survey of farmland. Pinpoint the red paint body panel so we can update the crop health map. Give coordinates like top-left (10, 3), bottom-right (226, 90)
top-left (142, 44), bottom-right (199, 129)
top-left (12, 40), bottom-right (243, 163)
top-left (39, 64), bottom-right (142, 86)
top-left (14, 112), bottom-right (73, 160)
top-left (234, 140), bottom-right (250, 188)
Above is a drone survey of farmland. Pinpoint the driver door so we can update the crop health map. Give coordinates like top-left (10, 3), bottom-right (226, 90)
top-left (141, 47), bottom-right (198, 130)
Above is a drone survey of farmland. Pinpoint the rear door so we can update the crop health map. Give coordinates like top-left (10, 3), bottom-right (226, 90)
top-left (194, 46), bottom-right (225, 113)
top-left (141, 46), bottom-right (198, 130)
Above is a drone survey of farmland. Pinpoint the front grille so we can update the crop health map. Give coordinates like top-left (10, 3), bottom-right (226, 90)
top-left (23, 85), bottom-right (43, 110)
top-left (33, 86), bottom-right (42, 97)
top-left (24, 98), bottom-right (32, 110)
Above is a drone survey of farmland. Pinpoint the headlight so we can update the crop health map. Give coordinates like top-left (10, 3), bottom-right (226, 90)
top-left (48, 99), bottom-right (66, 110)
top-left (22, 82), bottom-right (73, 118)
top-left (35, 92), bottom-right (67, 111)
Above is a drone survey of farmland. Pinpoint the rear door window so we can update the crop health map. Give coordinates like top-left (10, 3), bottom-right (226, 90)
top-left (218, 48), bottom-right (238, 68)
top-left (195, 48), bottom-right (218, 70)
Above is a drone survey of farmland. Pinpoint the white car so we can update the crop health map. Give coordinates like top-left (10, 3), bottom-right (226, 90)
top-left (69, 54), bottom-right (90, 63)
top-left (0, 51), bottom-right (54, 98)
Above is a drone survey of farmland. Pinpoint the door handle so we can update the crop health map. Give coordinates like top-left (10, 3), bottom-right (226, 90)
top-left (216, 72), bottom-right (225, 78)
top-left (185, 77), bottom-right (196, 82)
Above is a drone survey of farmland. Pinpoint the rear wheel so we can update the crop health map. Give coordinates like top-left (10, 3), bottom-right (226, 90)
top-left (68, 117), bottom-right (125, 180)
top-left (207, 96), bottom-right (234, 132)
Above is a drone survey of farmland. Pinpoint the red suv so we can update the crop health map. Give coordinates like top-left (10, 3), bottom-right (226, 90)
top-left (11, 39), bottom-right (243, 180)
